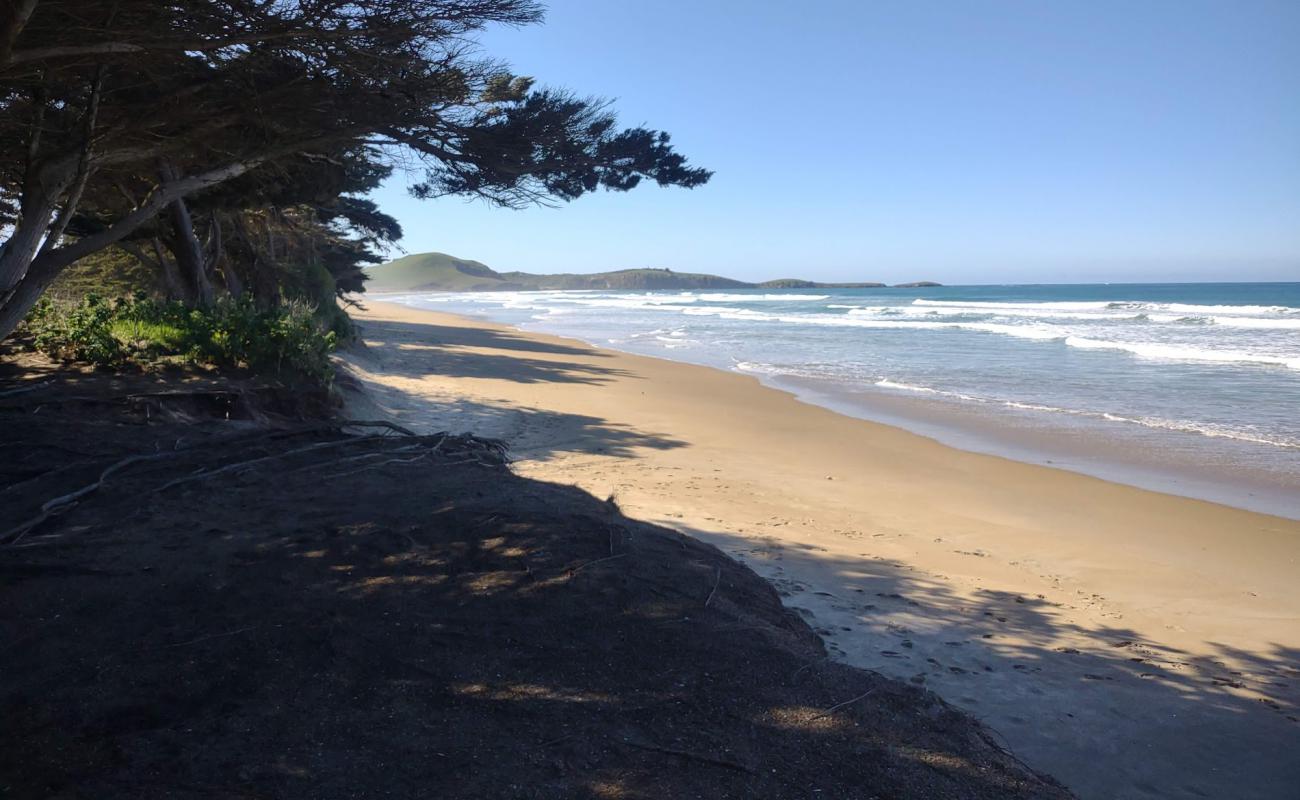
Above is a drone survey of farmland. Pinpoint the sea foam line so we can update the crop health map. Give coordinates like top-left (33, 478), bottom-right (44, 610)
top-left (913, 298), bottom-right (1300, 316)
top-left (1063, 337), bottom-right (1300, 370)
top-left (871, 380), bottom-right (1299, 448)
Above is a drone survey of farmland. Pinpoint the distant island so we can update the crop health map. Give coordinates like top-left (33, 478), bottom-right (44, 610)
top-left (365, 252), bottom-right (940, 292)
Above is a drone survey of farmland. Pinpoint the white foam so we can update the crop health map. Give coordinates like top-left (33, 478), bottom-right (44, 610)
top-left (870, 305), bottom-right (1144, 322)
top-left (913, 299), bottom-right (1122, 311)
top-left (1210, 316), bottom-right (1300, 330)
top-left (874, 380), bottom-right (1300, 448)
top-left (1163, 303), bottom-right (1300, 316)
top-left (913, 298), bottom-right (1299, 314)
top-left (696, 293), bottom-right (830, 302)
top-left (1064, 336), bottom-right (1300, 370)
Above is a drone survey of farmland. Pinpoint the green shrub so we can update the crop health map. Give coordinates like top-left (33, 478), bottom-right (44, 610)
top-left (22, 294), bottom-right (338, 384)
top-left (28, 293), bottom-right (128, 366)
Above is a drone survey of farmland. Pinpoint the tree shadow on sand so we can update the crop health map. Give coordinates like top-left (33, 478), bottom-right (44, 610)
top-left (342, 378), bottom-right (688, 463)
top-left (353, 318), bottom-right (635, 386)
top-left (679, 525), bottom-right (1300, 800)
top-left (338, 318), bottom-right (687, 462)
top-left (1, 424), bottom-right (1071, 800)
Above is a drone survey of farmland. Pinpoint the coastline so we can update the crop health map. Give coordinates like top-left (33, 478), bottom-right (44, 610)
top-left (372, 288), bottom-right (1300, 520)
top-left (341, 299), bottom-right (1300, 799)
top-left (765, 372), bottom-right (1300, 520)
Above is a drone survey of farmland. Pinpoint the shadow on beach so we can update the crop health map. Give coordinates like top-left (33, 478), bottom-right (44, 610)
top-left (339, 315), bottom-right (688, 462)
top-left (0, 387), bottom-right (1070, 799)
top-left (676, 525), bottom-right (1300, 800)
top-left (353, 316), bottom-right (635, 385)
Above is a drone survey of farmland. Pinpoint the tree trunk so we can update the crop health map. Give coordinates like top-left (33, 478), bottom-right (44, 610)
top-left (0, 0), bottom-right (39, 66)
top-left (207, 212), bottom-right (243, 297)
top-left (151, 238), bottom-right (188, 301)
top-left (0, 157), bottom-right (265, 341)
top-left (0, 252), bottom-right (65, 341)
top-left (221, 261), bottom-right (244, 299)
top-left (159, 164), bottom-right (213, 306)
top-left (0, 173), bottom-right (69, 295)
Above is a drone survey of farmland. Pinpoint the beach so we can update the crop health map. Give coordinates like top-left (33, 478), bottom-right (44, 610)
top-left (341, 300), bottom-right (1300, 799)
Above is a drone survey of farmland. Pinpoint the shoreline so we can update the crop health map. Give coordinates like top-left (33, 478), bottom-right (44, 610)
top-left (375, 292), bottom-right (1298, 520)
top-left (341, 299), bottom-right (1300, 799)
top-left (767, 372), bottom-right (1300, 520)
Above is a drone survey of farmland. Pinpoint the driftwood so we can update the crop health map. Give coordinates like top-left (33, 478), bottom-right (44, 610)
top-left (336, 419), bottom-right (418, 437)
top-left (705, 567), bottom-right (722, 608)
top-left (3, 451), bottom-right (178, 544)
top-left (0, 381), bottom-right (51, 398)
top-left (152, 435), bottom-right (393, 492)
top-left (810, 688), bottom-right (877, 721)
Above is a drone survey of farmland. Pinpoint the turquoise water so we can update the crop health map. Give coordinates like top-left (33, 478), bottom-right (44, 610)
top-left (387, 283), bottom-right (1300, 517)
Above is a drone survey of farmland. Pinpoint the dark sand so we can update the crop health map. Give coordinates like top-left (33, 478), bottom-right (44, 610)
top-left (0, 347), bottom-right (1069, 798)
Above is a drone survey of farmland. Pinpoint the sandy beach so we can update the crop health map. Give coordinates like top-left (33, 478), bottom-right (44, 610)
top-left (340, 300), bottom-right (1300, 800)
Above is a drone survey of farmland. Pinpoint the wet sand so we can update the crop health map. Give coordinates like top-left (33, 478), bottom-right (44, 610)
top-left (339, 300), bottom-right (1300, 799)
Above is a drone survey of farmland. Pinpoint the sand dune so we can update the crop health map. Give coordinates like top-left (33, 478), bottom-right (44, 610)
top-left (340, 300), bottom-right (1300, 800)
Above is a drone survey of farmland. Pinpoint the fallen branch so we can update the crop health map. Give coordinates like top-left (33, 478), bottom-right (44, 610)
top-left (0, 381), bottom-right (51, 398)
top-left (3, 451), bottom-right (176, 544)
top-left (568, 553), bottom-right (628, 576)
top-left (334, 419), bottom-right (419, 437)
top-left (286, 442), bottom-right (426, 474)
top-left (810, 688), bottom-right (877, 721)
top-left (153, 435), bottom-right (387, 492)
top-left (704, 566), bottom-right (722, 608)
top-left (320, 453), bottom-right (430, 480)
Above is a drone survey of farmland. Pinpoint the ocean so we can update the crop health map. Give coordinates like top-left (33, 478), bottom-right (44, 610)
top-left (381, 282), bottom-right (1300, 518)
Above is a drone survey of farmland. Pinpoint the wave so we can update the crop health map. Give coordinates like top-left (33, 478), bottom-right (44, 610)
top-left (852, 305), bottom-right (1146, 322)
top-left (914, 299), bottom-right (1124, 311)
top-left (874, 379), bottom-right (983, 401)
top-left (401, 290), bottom-right (1300, 370)
top-left (871, 379), bottom-right (1299, 449)
top-left (695, 293), bottom-right (830, 302)
top-left (1210, 316), bottom-right (1300, 330)
top-left (1063, 337), bottom-right (1300, 369)
top-left (1163, 302), bottom-right (1300, 316)
top-left (914, 298), bottom-right (1299, 315)
top-left (676, 306), bottom-right (1066, 339)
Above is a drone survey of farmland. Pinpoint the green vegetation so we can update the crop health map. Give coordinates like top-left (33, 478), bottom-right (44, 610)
top-left (365, 252), bottom-right (917, 292)
top-left (22, 294), bottom-right (338, 384)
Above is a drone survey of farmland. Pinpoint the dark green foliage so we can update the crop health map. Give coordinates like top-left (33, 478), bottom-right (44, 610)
top-left (23, 294), bottom-right (337, 384)
top-left (27, 294), bottom-right (124, 366)
top-left (0, 0), bottom-right (711, 339)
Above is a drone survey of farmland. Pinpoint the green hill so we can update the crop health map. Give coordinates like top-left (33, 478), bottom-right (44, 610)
top-left (365, 252), bottom-right (926, 292)
top-left (366, 255), bottom-right (752, 292)
top-left (365, 252), bottom-right (508, 291)
top-left (497, 268), bottom-right (750, 291)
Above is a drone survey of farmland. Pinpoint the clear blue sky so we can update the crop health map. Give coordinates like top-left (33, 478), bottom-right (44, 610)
top-left (367, 0), bottom-right (1300, 284)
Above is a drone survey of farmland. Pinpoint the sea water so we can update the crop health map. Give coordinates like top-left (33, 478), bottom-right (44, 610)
top-left (383, 283), bottom-right (1300, 518)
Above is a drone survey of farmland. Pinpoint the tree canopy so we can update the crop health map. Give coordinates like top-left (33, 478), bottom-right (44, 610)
top-left (0, 0), bottom-right (712, 337)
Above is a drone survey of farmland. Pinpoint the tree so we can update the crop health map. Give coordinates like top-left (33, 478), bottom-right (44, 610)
top-left (0, 0), bottom-right (711, 338)
top-left (109, 144), bottom-right (404, 313)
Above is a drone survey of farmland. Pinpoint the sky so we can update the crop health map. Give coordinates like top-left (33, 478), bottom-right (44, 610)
top-left (367, 0), bottom-right (1300, 284)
